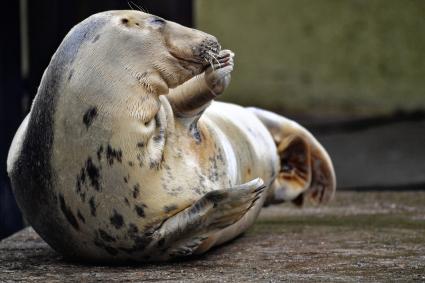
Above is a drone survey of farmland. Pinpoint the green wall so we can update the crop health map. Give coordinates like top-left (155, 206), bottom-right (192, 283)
top-left (195, 0), bottom-right (425, 116)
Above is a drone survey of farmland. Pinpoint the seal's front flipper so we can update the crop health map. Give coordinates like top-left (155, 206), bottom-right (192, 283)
top-left (151, 178), bottom-right (265, 260)
top-left (167, 49), bottom-right (235, 118)
top-left (198, 177), bottom-right (265, 230)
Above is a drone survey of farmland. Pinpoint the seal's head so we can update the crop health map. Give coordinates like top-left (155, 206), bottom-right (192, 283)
top-left (84, 10), bottom-right (220, 93)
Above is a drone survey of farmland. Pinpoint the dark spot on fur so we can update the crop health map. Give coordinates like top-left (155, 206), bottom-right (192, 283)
top-left (86, 157), bottom-right (101, 191)
top-left (189, 120), bottom-right (202, 144)
top-left (75, 168), bottom-right (88, 202)
top-left (98, 229), bottom-right (116, 242)
top-left (124, 197), bottom-right (130, 206)
top-left (97, 145), bottom-right (104, 161)
top-left (77, 210), bottom-right (86, 223)
top-left (59, 194), bottom-right (79, 231)
top-left (123, 176), bottom-right (129, 183)
top-left (137, 142), bottom-right (145, 148)
top-left (208, 156), bottom-right (220, 182)
top-left (79, 167), bottom-right (86, 183)
top-left (121, 18), bottom-right (129, 24)
top-left (106, 144), bottom-right (122, 166)
top-left (89, 196), bottom-right (97, 216)
top-left (67, 69), bottom-right (74, 81)
top-left (133, 184), bottom-right (140, 199)
top-left (76, 179), bottom-right (82, 194)
top-left (92, 34), bottom-right (101, 43)
top-left (216, 147), bottom-right (225, 162)
top-left (83, 107), bottom-right (98, 129)
top-left (110, 210), bottom-right (124, 229)
top-left (163, 204), bottom-right (178, 214)
top-left (149, 155), bottom-right (164, 170)
top-left (153, 129), bottom-right (165, 143)
top-left (149, 161), bottom-right (159, 170)
top-left (135, 204), bottom-right (146, 218)
top-left (128, 161), bottom-right (134, 167)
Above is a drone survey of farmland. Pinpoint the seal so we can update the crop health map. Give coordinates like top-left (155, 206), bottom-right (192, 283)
top-left (7, 10), bottom-right (336, 262)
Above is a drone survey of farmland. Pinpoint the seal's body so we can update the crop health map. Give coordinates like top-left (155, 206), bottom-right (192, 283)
top-left (7, 11), bottom-right (335, 262)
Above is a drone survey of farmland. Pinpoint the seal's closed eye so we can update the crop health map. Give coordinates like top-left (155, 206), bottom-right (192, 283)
top-left (150, 17), bottom-right (166, 26)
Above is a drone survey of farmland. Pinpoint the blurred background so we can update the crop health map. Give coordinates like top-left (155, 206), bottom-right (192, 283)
top-left (1, 0), bottom-right (424, 240)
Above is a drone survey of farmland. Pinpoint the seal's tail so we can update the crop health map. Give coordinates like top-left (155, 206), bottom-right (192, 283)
top-left (247, 107), bottom-right (336, 206)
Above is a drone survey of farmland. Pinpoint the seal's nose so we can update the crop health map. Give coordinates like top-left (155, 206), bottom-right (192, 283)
top-left (204, 36), bottom-right (221, 54)
top-left (198, 36), bottom-right (221, 65)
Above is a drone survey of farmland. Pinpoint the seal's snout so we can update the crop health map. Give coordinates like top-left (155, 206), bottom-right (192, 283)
top-left (202, 38), bottom-right (221, 55)
top-left (197, 37), bottom-right (221, 66)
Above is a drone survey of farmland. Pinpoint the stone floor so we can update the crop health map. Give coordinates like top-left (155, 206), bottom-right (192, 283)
top-left (1, 191), bottom-right (424, 282)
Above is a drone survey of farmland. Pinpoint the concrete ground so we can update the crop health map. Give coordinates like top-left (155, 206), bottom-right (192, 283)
top-left (1, 191), bottom-right (424, 282)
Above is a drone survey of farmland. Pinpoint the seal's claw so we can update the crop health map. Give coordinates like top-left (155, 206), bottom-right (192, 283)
top-left (205, 49), bottom-right (235, 95)
top-left (150, 178), bottom-right (265, 260)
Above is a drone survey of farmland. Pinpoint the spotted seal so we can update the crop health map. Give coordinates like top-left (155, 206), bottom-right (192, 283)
top-left (7, 10), bottom-right (336, 262)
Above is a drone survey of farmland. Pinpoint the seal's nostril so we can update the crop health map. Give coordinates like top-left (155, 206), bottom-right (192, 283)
top-left (196, 38), bottom-right (221, 65)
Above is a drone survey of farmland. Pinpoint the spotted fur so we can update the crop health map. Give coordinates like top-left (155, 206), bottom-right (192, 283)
top-left (82, 107), bottom-right (98, 129)
top-left (7, 10), bottom-right (335, 263)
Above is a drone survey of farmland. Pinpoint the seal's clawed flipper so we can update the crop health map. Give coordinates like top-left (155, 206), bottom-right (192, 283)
top-left (150, 178), bottom-right (265, 260)
top-left (167, 50), bottom-right (234, 118)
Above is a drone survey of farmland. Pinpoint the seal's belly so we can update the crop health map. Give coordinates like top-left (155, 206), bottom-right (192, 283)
top-left (49, 107), bottom-right (233, 259)
top-left (202, 101), bottom-right (279, 185)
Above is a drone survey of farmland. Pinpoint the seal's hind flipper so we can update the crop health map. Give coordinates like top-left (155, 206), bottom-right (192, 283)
top-left (248, 107), bottom-right (336, 206)
top-left (150, 178), bottom-right (265, 260)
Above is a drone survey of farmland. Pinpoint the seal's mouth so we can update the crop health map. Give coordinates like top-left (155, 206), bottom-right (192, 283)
top-left (169, 39), bottom-right (221, 73)
top-left (170, 51), bottom-right (205, 66)
top-left (169, 51), bottom-right (205, 76)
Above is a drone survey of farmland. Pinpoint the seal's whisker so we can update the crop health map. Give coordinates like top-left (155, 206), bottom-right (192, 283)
top-left (208, 51), bottom-right (221, 69)
top-left (127, 1), bottom-right (136, 10)
top-left (128, 1), bottom-right (147, 13)
top-left (209, 58), bottom-right (215, 71)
